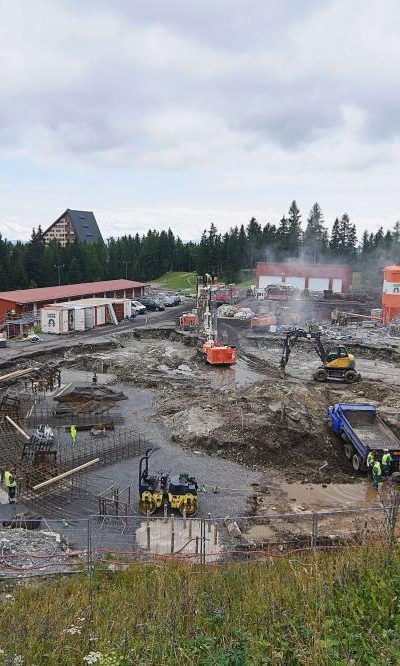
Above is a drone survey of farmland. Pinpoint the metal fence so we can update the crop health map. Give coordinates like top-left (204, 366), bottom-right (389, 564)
top-left (0, 504), bottom-right (399, 578)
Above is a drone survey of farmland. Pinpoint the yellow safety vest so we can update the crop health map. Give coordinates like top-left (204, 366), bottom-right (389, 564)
top-left (3, 471), bottom-right (16, 488)
top-left (382, 453), bottom-right (392, 466)
top-left (372, 461), bottom-right (381, 476)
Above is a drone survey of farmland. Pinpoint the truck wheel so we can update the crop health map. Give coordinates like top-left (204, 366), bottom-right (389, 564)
top-left (352, 453), bottom-right (362, 472)
top-left (344, 442), bottom-right (353, 460)
top-left (314, 368), bottom-right (328, 382)
top-left (344, 369), bottom-right (358, 384)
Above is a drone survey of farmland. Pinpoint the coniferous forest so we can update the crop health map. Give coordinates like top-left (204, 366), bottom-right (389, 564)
top-left (1, 201), bottom-right (399, 291)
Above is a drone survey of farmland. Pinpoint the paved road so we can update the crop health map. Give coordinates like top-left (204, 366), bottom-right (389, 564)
top-left (0, 301), bottom-right (193, 368)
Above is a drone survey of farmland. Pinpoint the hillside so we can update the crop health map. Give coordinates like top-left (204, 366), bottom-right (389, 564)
top-left (150, 271), bottom-right (197, 291)
top-left (0, 545), bottom-right (399, 664)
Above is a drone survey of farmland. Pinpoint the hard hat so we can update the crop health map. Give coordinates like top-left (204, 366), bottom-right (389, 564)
top-left (384, 448), bottom-right (389, 452)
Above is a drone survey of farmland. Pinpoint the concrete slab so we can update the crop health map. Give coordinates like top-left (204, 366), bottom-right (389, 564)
top-left (136, 516), bottom-right (222, 561)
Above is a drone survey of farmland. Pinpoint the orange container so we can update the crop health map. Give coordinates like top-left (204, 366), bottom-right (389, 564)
top-left (251, 315), bottom-right (277, 328)
top-left (203, 342), bottom-right (237, 365)
top-left (180, 313), bottom-right (199, 330)
top-left (382, 265), bottom-right (400, 323)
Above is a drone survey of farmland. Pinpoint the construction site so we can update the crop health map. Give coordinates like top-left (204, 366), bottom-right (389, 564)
top-left (1, 267), bottom-right (400, 575)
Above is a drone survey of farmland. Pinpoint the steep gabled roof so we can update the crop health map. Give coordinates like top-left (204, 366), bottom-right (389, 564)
top-left (66, 209), bottom-right (103, 243)
top-left (43, 209), bottom-right (104, 244)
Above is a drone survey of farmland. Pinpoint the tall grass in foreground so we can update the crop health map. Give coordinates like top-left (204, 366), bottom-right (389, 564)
top-left (0, 545), bottom-right (399, 665)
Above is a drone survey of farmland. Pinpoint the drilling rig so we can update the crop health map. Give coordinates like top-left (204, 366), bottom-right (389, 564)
top-left (197, 274), bottom-right (237, 366)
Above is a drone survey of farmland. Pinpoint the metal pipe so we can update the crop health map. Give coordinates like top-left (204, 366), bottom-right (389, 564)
top-left (146, 511), bottom-right (151, 550)
top-left (171, 514), bottom-right (175, 553)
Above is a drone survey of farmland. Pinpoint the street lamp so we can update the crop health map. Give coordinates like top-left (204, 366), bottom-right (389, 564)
top-left (54, 264), bottom-right (65, 286)
top-left (123, 261), bottom-right (129, 280)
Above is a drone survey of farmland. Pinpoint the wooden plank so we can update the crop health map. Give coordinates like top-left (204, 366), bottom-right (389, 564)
top-left (63, 423), bottom-right (114, 431)
top-left (52, 383), bottom-right (72, 398)
top-left (32, 458), bottom-right (100, 490)
top-left (0, 367), bottom-right (33, 383)
top-left (5, 415), bottom-right (30, 441)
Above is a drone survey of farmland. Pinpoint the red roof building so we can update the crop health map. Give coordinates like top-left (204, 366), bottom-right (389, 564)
top-left (256, 262), bottom-right (352, 293)
top-left (0, 279), bottom-right (147, 319)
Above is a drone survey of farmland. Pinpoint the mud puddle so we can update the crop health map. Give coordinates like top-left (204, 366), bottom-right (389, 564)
top-left (281, 480), bottom-right (382, 511)
top-left (209, 358), bottom-right (264, 391)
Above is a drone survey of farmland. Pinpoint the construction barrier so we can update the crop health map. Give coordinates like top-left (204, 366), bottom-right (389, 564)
top-left (0, 504), bottom-right (398, 578)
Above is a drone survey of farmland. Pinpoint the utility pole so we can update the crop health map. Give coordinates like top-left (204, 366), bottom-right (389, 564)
top-left (54, 264), bottom-right (64, 286)
top-left (123, 261), bottom-right (129, 280)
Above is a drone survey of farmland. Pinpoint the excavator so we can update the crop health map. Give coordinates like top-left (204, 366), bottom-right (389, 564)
top-left (279, 328), bottom-right (361, 383)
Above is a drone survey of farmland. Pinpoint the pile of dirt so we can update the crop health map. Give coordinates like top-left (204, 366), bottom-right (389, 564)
top-left (159, 375), bottom-right (355, 482)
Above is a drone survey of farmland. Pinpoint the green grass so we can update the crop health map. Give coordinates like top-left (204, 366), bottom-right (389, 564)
top-left (235, 278), bottom-right (255, 288)
top-left (150, 272), bottom-right (197, 292)
top-left (1, 545), bottom-right (400, 665)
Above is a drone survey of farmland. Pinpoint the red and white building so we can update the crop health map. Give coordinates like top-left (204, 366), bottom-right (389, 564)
top-left (256, 263), bottom-right (352, 293)
top-left (0, 279), bottom-right (147, 319)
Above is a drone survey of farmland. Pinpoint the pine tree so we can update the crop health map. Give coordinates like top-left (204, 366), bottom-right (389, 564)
top-left (277, 216), bottom-right (290, 259)
top-left (287, 200), bottom-right (303, 256)
top-left (304, 203), bottom-right (328, 263)
top-left (329, 218), bottom-right (342, 254)
top-left (67, 257), bottom-right (82, 284)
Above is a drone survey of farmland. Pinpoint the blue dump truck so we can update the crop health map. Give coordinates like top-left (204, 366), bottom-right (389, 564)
top-left (328, 403), bottom-right (400, 473)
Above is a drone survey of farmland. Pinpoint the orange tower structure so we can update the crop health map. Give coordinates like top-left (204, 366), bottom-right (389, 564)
top-left (382, 265), bottom-right (400, 324)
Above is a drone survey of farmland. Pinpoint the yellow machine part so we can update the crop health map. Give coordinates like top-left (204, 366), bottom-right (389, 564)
top-left (168, 493), bottom-right (197, 516)
top-left (325, 353), bottom-right (355, 369)
top-left (139, 491), bottom-right (163, 514)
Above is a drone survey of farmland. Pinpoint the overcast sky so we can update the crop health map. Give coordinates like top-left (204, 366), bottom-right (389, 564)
top-left (1, 0), bottom-right (400, 241)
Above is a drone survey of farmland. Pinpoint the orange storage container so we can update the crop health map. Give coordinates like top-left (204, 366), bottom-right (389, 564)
top-left (251, 315), bottom-right (277, 328)
top-left (382, 265), bottom-right (400, 323)
top-left (180, 313), bottom-right (199, 330)
top-left (203, 342), bottom-right (237, 365)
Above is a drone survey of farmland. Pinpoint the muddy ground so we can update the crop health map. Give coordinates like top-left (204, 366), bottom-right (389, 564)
top-left (4, 321), bottom-right (400, 550)
top-left (69, 327), bottom-right (400, 494)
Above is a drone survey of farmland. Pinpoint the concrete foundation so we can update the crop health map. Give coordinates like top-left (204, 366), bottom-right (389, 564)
top-left (136, 516), bottom-right (222, 560)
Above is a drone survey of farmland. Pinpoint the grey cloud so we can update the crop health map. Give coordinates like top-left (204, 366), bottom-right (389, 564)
top-left (1, 0), bottom-right (400, 167)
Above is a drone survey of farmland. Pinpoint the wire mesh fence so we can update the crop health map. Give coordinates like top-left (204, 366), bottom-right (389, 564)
top-left (1, 504), bottom-right (399, 578)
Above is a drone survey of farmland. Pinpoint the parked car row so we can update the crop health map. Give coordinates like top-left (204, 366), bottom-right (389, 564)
top-left (132, 292), bottom-right (187, 314)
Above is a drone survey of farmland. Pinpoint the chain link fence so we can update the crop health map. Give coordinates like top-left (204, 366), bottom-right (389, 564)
top-left (1, 502), bottom-right (399, 578)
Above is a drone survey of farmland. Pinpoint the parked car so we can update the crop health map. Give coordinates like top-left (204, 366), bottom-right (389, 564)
top-left (131, 300), bottom-right (147, 314)
top-left (26, 333), bottom-right (42, 343)
top-left (138, 296), bottom-right (165, 311)
top-left (158, 294), bottom-right (176, 307)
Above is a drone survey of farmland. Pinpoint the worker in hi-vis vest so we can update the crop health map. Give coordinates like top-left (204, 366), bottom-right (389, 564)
top-left (70, 425), bottom-right (77, 445)
top-left (2, 469), bottom-right (17, 503)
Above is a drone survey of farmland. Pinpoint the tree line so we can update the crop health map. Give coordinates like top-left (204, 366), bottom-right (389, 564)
top-left (0, 201), bottom-right (399, 291)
